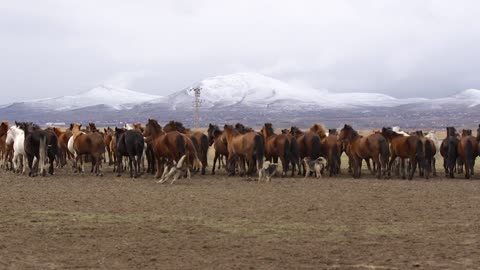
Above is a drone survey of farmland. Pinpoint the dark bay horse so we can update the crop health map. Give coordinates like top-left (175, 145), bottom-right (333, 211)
top-left (0, 121), bottom-right (10, 169)
top-left (223, 124), bottom-right (264, 177)
top-left (44, 128), bottom-right (59, 175)
top-left (382, 127), bottom-right (424, 180)
top-left (339, 125), bottom-right (390, 179)
top-left (415, 131), bottom-right (436, 179)
top-left (290, 126), bottom-right (321, 175)
top-left (114, 127), bottom-right (145, 178)
top-left (457, 129), bottom-right (478, 179)
top-left (17, 122), bottom-right (47, 177)
top-left (163, 121), bottom-right (208, 175)
top-left (440, 127), bottom-right (459, 178)
top-left (71, 123), bottom-right (105, 176)
top-left (52, 127), bottom-right (72, 168)
top-left (207, 124), bottom-right (228, 175)
top-left (260, 123), bottom-right (294, 177)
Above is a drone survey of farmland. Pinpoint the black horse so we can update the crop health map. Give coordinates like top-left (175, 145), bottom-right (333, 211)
top-left (44, 129), bottom-right (58, 175)
top-left (115, 128), bottom-right (145, 178)
top-left (16, 122), bottom-right (47, 177)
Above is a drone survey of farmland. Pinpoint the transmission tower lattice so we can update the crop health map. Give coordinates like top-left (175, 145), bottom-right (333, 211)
top-left (192, 87), bottom-right (203, 129)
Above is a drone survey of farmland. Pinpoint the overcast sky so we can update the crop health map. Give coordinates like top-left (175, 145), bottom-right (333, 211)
top-left (1, 0), bottom-right (480, 103)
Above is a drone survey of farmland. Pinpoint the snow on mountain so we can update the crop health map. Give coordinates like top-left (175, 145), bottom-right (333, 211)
top-left (151, 72), bottom-right (425, 110)
top-left (430, 89), bottom-right (480, 108)
top-left (21, 85), bottom-right (161, 111)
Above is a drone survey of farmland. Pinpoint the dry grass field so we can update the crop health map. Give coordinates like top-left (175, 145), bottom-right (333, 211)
top-left (2, 140), bottom-right (480, 269)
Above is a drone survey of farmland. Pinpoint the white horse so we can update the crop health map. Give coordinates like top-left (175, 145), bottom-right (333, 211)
top-left (392, 126), bottom-right (410, 136)
top-left (5, 126), bottom-right (28, 174)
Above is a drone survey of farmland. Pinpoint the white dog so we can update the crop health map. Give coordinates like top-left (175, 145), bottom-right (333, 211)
top-left (303, 157), bottom-right (327, 178)
top-left (158, 155), bottom-right (191, 184)
top-left (258, 161), bottom-right (278, 182)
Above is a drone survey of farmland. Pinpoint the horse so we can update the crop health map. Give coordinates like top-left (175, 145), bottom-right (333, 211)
top-left (50, 127), bottom-right (72, 168)
top-left (207, 124), bottom-right (228, 175)
top-left (87, 122), bottom-right (99, 133)
top-left (415, 131), bottom-right (437, 179)
top-left (325, 129), bottom-right (341, 176)
top-left (260, 123), bottom-right (294, 177)
top-left (235, 123), bottom-right (255, 134)
top-left (144, 119), bottom-right (189, 179)
top-left (290, 126), bottom-right (321, 175)
top-left (440, 127), bottom-right (459, 178)
top-left (6, 125), bottom-right (27, 174)
top-left (339, 124), bottom-right (390, 179)
top-left (43, 128), bottom-right (59, 175)
top-left (70, 123), bottom-right (105, 176)
top-left (0, 121), bottom-right (9, 169)
top-left (382, 127), bottom-right (424, 180)
top-left (457, 129), bottom-right (478, 179)
top-left (103, 127), bottom-right (114, 165)
top-left (163, 121), bottom-right (209, 175)
top-left (223, 124), bottom-right (264, 178)
top-left (114, 127), bottom-right (145, 178)
top-left (16, 122), bottom-right (47, 177)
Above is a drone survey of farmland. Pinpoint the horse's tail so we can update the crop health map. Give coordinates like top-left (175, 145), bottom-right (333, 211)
top-left (177, 134), bottom-right (186, 157)
top-left (424, 140), bottom-right (433, 177)
top-left (379, 138), bottom-right (390, 171)
top-left (290, 138), bottom-right (300, 171)
top-left (466, 139), bottom-right (474, 171)
top-left (200, 134), bottom-right (209, 167)
top-left (416, 139), bottom-right (425, 170)
top-left (284, 138), bottom-right (292, 171)
top-left (254, 134), bottom-right (264, 171)
top-left (329, 144), bottom-right (340, 176)
top-left (39, 134), bottom-right (47, 176)
top-left (311, 135), bottom-right (321, 160)
top-left (447, 138), bottom-right (457, 171)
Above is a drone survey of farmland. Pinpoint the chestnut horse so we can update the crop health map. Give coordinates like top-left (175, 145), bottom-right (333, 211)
top-left (71, 123), bottom-right (105, 176)
top-left (163, 121), bottom-right (208, 175)
top-left (144, 119), bottom-right (190, 179)
top-left (339, 125), bottom-right (390, 179)
top-left (457, 129), bottom-right (478, 179)
top-left (260, 123), bottom-right (294, 177)
top-left (51, 127), bottom-right (72, 168)
top-left (381, 127), bottom-right (424, 180)
top-left (207, 124), bottom-right (228, 175)
top-left (104, 127), bottom-right (114, 165)
top-left (0, 121), bottom-right (9, 169)
top-left (440, 127), bottom-right (459, 178)
top-left (325, 129), bottom-right (341, 176)
top-left (223, 124), bottom-right (264, 177)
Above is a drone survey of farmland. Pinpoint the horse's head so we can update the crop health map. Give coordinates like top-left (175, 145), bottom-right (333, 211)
top-left (0, 121), bottom-right (9, 137)
top-left (310, 123), bottom-right (327, 139)
top-left (144, 119), bottom-right (162, 137)
top-left (261, 123), bottom-right (274, 137)
top-left (339, 124), bottom-right (357, 142)
top-left (281, 129), bottom-right (290, 135)
top-left (71, 123), bottom-right (83, 135)
top-left (235, 123), bottom-right (253, 134)
top-left (207, 124), bottom-right (221, 146)
top-left (462, 129), bottom-right (472, 137)
top-left (115, 127), bottom-right (126, 140)
top-left (328, 128), bottom-right (337, 136)
top-left (87, 122), bottom-right (98, 132)
top-left (446, 126), bottom-right (456, 137)
top-left (17, 122), bottom-right (34, 134)
top-left (415, 130), bottom-right (424, 137)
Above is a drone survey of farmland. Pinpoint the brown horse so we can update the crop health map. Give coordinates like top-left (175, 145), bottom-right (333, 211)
top-left (290, 126), bottom-right (321, 175)
top-left (415, 131), bottom-right (437, 179)
top-left (381, 127), bottom-right (424, 180)
top-left (325, 129), bottom-right (341, 176)
top-left (52, 127), bottom-right (73, 168)
top-left (71, 123), bottom-right (105, 176)
top-left (260, 123), bottom-right (294, 177)
top-left (103, 127), bottom-right (114, 165)
top-left (87, 122), bottom-right (99, 133)
top-left (144, 119), bottom-right (194, 179)
top-left (0, 121), bottom-right (10, 169)
top-left (457, 129), bottom-right (478, 179)
top-left (163, 121), bottom-right (208, 175)
top-left (440, 127), bottom-right (459, 178)
top-left (223, 124), bottom-right (264, 177)
top-left (339, 125), bottom-right (390, 179)
top-left (207, 124), bottom-right (228, 175)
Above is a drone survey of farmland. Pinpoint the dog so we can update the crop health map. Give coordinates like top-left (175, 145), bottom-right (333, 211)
top-left (303, 157), bottom-right (326, 178)
top-left (158, 155), bottom-right (191, 184)
top-left (258, 161), bottom-right (278, 182)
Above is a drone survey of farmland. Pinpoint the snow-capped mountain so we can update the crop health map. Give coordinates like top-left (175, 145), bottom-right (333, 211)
top-left (2, 72), bottom-right (480, 128)
top-left (151, 72), bottom-right (426, 110)
top-left (16, 85), bottom-right (161, 111)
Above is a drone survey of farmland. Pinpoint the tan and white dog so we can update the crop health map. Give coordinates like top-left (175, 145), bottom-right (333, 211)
top-left (303, 157), bottom-right (327, 178)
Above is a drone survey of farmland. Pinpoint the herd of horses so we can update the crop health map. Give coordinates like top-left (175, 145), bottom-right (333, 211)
top-left (0, 119), bottom-right (479, 182)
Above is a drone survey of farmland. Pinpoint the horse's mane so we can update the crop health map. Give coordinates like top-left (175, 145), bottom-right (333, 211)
top-left (165, 120), bottom-right (188, 133)
top-left (147, 119), bottom-right (162, 134)
top-left (263, 123), bottom-right (275, 136)
top-left (235, 123), bottom-right (253, 134)
top-left (224, 124), bottom-right (240, 136)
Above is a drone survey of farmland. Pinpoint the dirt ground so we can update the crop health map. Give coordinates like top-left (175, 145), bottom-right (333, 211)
top-left (1, 162), bottom-right (480, 270)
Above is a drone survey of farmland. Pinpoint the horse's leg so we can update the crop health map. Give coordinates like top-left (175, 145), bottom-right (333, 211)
top-left (212, 152), bottom-right (218, 175)
top-left (408, 157), bottom-right (417, 180)
top-left (128, 155), bottom-right (134, 178)
top-left (372, 155), bottom-right (381, 179)
top-left (432, 157), bottom-right (437, 177)
top-left (400, 158), bottom-right (406, 180)
top-left (27, 155), bottom-right (34, 177)
top-left (280, 156), bottom-right (287, 177)
top-left (465, 158), bottom-right (470, 179)
top-left (239, 157), bottom-right (246, 177)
